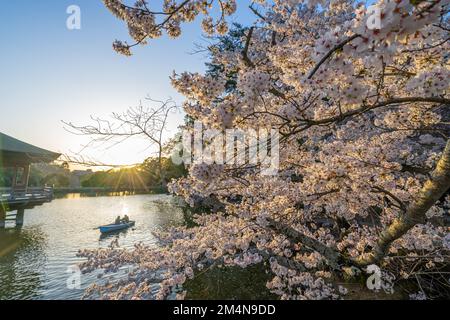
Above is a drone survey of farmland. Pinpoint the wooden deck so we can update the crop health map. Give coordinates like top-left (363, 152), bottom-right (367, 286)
top-left (0, 187), bottom-right (54, 211)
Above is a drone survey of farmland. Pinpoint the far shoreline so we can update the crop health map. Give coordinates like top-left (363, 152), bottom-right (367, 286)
top-left (53, 187), bottom-right (169, 198)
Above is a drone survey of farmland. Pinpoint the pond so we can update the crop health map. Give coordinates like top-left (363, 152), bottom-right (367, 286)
top-left (0, 194), bottom-right (273, 300)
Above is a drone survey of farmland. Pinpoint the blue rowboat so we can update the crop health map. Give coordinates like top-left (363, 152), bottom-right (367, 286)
top-left (98, 221), bottom-right (135, 234)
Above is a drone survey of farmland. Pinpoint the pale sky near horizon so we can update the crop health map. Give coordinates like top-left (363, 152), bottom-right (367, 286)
top-left (0, 0), bottom-right (255, 168)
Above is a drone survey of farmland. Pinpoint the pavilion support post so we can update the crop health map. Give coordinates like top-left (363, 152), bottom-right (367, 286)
top-left (0, 207), bottom-right (5, 228)
top-left (23, 164), bottom-right (30, 194)
top-left (11, 165), bottom-right (17, 193)
top-left (16, 208), bottom-right (25, 226)
top-left (12, 164), bottom-right (30, 197)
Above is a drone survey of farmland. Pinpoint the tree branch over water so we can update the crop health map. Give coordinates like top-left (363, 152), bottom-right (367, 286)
top-left (63, 98), bottom-right (180, 185)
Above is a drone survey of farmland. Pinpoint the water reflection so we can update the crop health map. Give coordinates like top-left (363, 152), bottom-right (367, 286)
top-left (0, 194), bottom-right (185, 299)
top-left (98, 227), bottom-right (135, 241)
top-left (0, 227), bottom-right (47, 299)
top-left (54, 191), bottom-right (157, 200)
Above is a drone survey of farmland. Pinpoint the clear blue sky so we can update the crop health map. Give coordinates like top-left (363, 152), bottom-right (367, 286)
top-left (0, 0), bottom-right (255, 167)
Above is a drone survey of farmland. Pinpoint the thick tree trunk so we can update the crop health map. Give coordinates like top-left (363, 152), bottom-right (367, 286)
top-left (265, 140), bottom-right (450, 272)
top-left (354, 139), bottom-right (450, 267)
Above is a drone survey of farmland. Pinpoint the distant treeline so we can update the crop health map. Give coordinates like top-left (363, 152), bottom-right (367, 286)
top-left (0, 157), bottom-right (187, 193)
top-left (81, 157), bottom-right (186, 191)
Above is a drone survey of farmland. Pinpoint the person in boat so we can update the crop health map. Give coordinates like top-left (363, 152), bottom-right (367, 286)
top-left (114, 216), bottom-right (121, 224)
top-left (122, 215), bottom-right (130, 223)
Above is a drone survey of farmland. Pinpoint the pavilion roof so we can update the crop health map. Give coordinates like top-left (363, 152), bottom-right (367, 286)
top-left (0, 132), bottom-right (61, 165)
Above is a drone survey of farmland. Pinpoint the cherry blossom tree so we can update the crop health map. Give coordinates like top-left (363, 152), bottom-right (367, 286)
top-left (79, 0), bottom-right (450, 299)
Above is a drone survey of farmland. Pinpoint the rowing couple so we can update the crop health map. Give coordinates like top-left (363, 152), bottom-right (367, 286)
top-left (114, 215), bottom-right (130, 224)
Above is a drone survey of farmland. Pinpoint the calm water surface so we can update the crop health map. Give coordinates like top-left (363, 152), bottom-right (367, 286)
top-left (0, 194), bottom-right (273, 300)
top-left (0, 194), bottom-right (187, 300)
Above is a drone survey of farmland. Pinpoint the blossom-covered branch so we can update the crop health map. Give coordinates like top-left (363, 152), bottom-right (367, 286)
top-left (103, 0), bottom-right (238, 55)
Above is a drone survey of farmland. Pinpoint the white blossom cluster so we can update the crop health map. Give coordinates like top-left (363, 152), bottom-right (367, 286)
top-left (171, 72), bottom-right (226, 105)
top-left (406, 67), bottom-right (450, 96)
top-left (190, 163), bottom-right (224, 182)
top-left (238, 70), bottom-right (271, 102)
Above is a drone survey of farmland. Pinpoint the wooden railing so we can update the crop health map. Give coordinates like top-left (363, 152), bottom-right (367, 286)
top-left (0, 186), bottom-right (54, 201)
top-left (0, 187), bottom-right (11, 199)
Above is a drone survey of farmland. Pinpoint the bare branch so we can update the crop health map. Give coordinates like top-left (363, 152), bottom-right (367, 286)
top-left (63, 98), bottom-right (180, 185)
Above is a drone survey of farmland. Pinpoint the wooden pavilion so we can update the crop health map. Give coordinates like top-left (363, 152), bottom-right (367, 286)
top-left (0, 132), bottom-right (61, 227)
